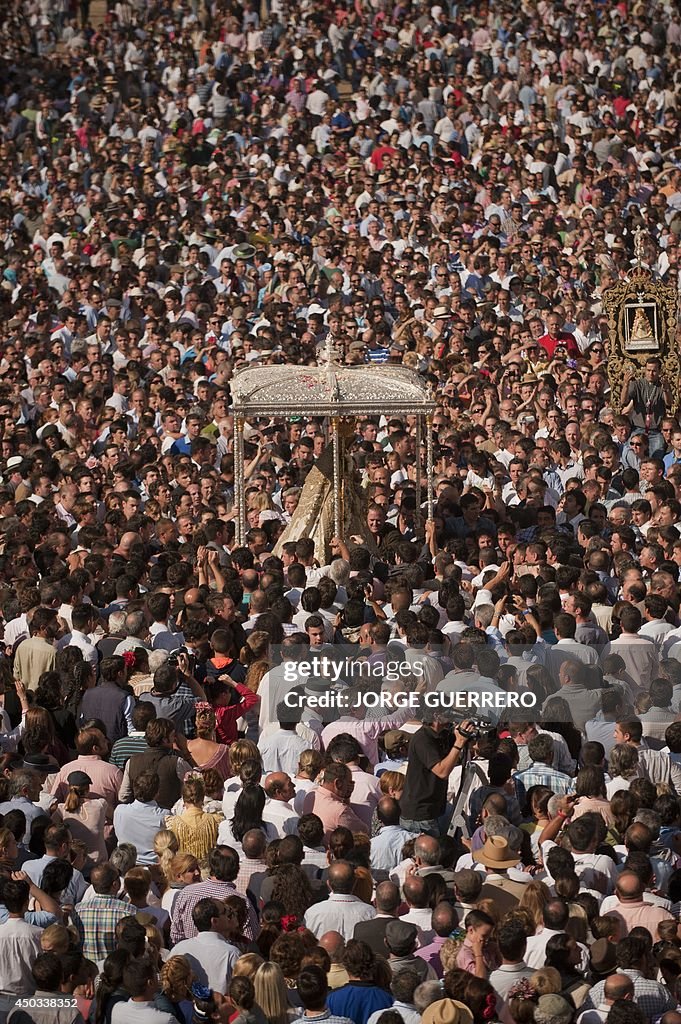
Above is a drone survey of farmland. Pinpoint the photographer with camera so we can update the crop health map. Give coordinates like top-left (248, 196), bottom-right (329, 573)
top-left (399, 711), bottom-right (475, 836)
top-left (139, 652), bottom-right (207, 732)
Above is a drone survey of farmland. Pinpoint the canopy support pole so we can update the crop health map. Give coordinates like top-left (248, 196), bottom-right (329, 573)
top-left (426, 414), bottom-right (434, 521)
top-left (415, 417), bottom-right (422, 516)
top-left (234, 413), bottom-right (246, 546)
top-left (331, 416), bottom-right (342, 539)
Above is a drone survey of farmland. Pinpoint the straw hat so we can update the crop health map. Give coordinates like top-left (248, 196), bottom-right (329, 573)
top-left (472, 835), bottom-right (520, 869)
top-left (422, 1000), bottom-right (474, 1024)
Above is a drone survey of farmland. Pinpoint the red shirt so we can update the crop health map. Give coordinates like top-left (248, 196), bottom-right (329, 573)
top-left (538, 330), bottom-right (579, 358)
top-left (214, 684), bottom-right (258, 745)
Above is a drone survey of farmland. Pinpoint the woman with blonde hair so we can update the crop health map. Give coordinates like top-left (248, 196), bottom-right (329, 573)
top-left (293, 750), bottom-right (325, 814)
top-left (249, 490), bottom-right (284, 526)
top-left (153, 829), bottom-right (179, 892)
top-left (185, 704), bottom-right (231, 780)
top-left (530, 968), bottom-right (562, 996)
top-left (160, 853), bottom-right (201, 916)
top-left (53, 770), bottom-right (108, 863)
top-left (165, 774), bottom-right (223, 861)
top-left (40, 923), bottom-right (72, 954)
top-left (254, 962), bottom-right (296, 1024)
top-left (518, 881), bottom-right (550, 932)
top-left (223, 740), bottom-right (262, 813)
top-left (157, 956), bottom-right (193, 1022)
top-left (233, 952), bottom-right (265, 980)
top-left (378, 771), bottom-right (405, 800)
top-left (229, 739), bottom-right (261, 776)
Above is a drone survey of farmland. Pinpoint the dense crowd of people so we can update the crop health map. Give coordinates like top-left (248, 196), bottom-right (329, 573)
top-left (2, 0), bottom-right (681, 1022)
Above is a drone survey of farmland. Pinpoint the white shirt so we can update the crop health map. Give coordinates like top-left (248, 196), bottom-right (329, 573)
top-left (259, 729), bottom-right (309, 778)
top-left (524, 927), bottom-right (567, 969)
top-left (170, 931), bottom-right (239, 994)
top-left (3, 614), bottom-right (29, 649)
top-left (111, 1000), bottom-right (180, 1023)
top-left (0, 917), bottom-right (43, 995)
top-left (216, 817), bottom-right (278, 857)
top-left (304, 893), bottom-right (376, 940)
top-left (263, 797), bottom-right (298, 837)
top-left (58, 629), bottom-right (99, 673)
top-left (293, 777), bottom-right (318, 815)
top-left (400, 906), bottom-right (435, 945)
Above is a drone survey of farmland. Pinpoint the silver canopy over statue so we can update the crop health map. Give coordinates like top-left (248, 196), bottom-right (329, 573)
top-left (229, 340), bottom-right (436, 564)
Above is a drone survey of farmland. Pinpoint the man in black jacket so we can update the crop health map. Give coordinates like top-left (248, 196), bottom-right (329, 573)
top-left (352, 880), bottom-right (400, 956)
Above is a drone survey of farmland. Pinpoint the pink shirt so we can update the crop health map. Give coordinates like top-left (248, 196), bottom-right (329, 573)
top-left (302, 786), bottom-right (368, 841)
top-left (607, 899), bottom-right (673, 939)
top-left (50, 755), bottom-right (123, 818)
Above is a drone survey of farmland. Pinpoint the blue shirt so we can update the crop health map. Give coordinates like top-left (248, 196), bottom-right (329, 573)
top-left (0, 906), bottom-right (56, 927)
top-left (112, 799), bottom-right (168, 863)
top-left (24, 854), bottom-right (88, 906)
top-left (0, 797), bottom-right (43, 844)
top-left (328, 984), bottom-right (392, 1024)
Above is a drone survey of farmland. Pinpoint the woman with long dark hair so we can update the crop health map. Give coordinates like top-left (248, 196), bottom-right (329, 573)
top-left (544, 933), bottom-right (590, 1006)
top-left (222, 785), bottom-right (277, 848)
top-left (56, 649), bottom-right (95, 752)
top-left (93, 949), bottom-right (131, 1024)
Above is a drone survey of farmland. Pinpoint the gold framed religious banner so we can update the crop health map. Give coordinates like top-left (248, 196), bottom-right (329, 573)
top-left (603, 230), bottom-right (679, 412)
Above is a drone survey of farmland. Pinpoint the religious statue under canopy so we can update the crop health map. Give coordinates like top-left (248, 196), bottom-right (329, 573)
top-left (626, 303), bottom-right (658, 351)
top-left (273, 417), bottom-right (378, 565)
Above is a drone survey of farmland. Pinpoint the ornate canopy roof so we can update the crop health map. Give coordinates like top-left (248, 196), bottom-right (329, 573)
top-left (230, 351), bottom-right (435, 418)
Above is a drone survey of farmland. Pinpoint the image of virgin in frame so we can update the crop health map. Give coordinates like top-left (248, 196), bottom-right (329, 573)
top-left (624, 300), bottom-right (660, 353)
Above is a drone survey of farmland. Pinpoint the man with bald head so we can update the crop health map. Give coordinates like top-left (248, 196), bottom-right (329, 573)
top-left (319, 931), bottom-right (349, 989)
top-left (304, 860), bottom-right (376, 940)
top-left (606, 976), bottom-right (635, 1002)
top-left (370, 797), bottom-right (412, 873)
top-left (400, 875), bottom-right (434, 944)
top-left (118, 529), bottom-right (142, 555)
top-left (237, 829), bottom-right (268, 901)
top-left (413, 834), bottom-right (456, 893)
top-left (608, 870), bottom-right (673, 938)
top-left (414, 901), bottom-right (458, 977)
top-left (577, 975), bottom-right (634, 1024)
top-left (263, 772), bottom-right (297, 837)
top-left (354, 880), bottom-right (400, 955)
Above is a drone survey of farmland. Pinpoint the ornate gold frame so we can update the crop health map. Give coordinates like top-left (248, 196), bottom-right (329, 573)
top-left (604, 264), bottom-right (679, 412)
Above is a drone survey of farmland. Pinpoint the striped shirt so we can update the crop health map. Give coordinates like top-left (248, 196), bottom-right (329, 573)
top-left (514, 762), bottom-right (574, 795)
top-left (366, 347), bottom-right (389, 363)
top-left (109, 731), bottom-right (147, 769)
top-left (170, 878), bottom-right (258, 945)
